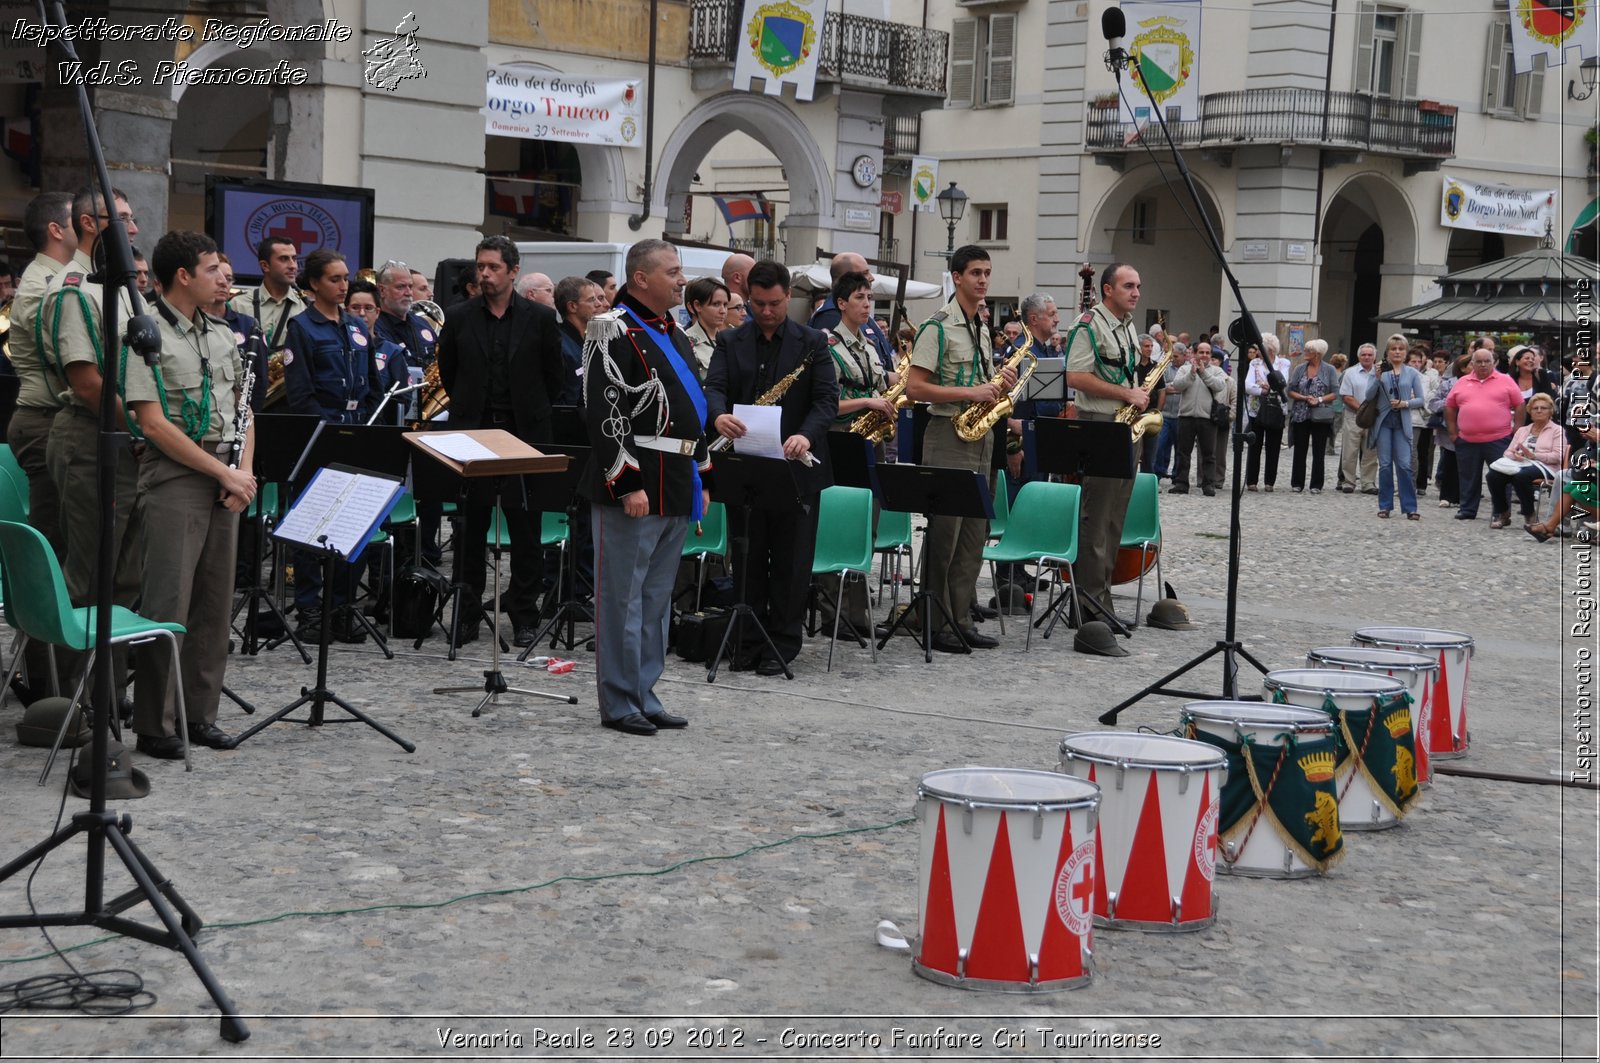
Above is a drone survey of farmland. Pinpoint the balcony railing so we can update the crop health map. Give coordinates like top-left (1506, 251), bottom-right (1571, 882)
top-left (689, 0), bottom-right (947, 98)
top-left (1086, 87), bottom-right (1457, 161)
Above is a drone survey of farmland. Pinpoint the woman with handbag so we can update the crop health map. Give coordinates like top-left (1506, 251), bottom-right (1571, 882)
top-left (1486, 393), bottom-right (1568, 529)
top-left (1287, 339), bottom-right (1340, 493)
top-left (1367, 333), bottom-right (1426, 520)
top-left (1245, 336), bottom-right (1291, 492)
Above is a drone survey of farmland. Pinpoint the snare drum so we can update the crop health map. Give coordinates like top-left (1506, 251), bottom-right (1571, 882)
top-left (1180, 702), bottom-right (1343, 878)
top-left (1057, 732), bottom-right (1227, 932)
top-left (1352, 626), bottom-right (1474, 759)
top-left (1307, 645), bottom-right (1438, 788)
top-left (913, 767), bottom-right (1101, 991)
top-left (1264, 669), bottom-right (1419, 831)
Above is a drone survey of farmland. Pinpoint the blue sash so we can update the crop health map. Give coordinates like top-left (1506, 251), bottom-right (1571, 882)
top-left (621, 306), bottom-right (706, 520)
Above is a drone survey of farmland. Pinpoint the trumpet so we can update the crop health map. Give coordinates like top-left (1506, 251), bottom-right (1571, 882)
top-left (848, 351), bottom-right (912, 443)
top-left (953, 348), bottom-right (1036, 443)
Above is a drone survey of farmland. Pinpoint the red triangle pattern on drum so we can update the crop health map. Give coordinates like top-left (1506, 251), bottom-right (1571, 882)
top-left (1177, 772), bottom-right (1213, 925)
top-left (1114, 772), bottom-right (1170, 923)
top-left (1036, 806), bottom-right (1084, 981)
top-left (964, 813), bottom-right (1029, 983)
top-left (1458, 651), bottom-right (1470, 751)
top-left (1088, 764), bottom-right (1111, 918)
top-left (918, 804), bottom-right (959, 976)
top-left (1429, 649), bottom-right (1453, 755)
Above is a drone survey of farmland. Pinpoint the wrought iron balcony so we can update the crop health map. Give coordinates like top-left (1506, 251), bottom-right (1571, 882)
top-left (688, 0), bottom-right (948, 99)
top-left (1086, 87), bottom-right (1457, 168)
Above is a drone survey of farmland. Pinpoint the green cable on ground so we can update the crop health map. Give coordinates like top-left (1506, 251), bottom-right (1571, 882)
top-left (0, 817), bottom-right (916, 966)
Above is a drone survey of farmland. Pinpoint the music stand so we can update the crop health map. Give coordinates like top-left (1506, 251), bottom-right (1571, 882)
top-left (283, 423), bottom-right (415, 657)
top-left (827, 430), bottom-right (876, 491)
top-left (1026, 357), bottom-right (1067, 403)
top-left (406, 430), bottom-right (578, 717)
top-left (231, 413), bottom-right (320, 661)
top-left (873, 463), bottom-right (994, 662)
top-left (519, 443), bottom-right (593, 657)
top-left (406, 433), bottom-right (484, 657)
top-left (229, 465), bottom-right (415, 753)
top-left (706, 453), bottom-right (804, 683)
top-left (1033, 417), bottom-right (1136, 639)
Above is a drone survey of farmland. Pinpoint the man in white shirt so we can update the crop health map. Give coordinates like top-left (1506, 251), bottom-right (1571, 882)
top-left (1338, 343), bottom-right (1379, 493)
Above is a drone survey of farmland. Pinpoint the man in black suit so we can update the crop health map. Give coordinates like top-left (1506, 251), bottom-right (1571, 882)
top-left (436, 235), bottom-right (566, 647)
top-left (705, 260), bottom-right (838, 676)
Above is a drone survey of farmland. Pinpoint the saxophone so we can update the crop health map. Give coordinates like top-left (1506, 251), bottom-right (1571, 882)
top-left (1116, 348), bottom-right (1174, 444)
top-left (953, 348), bottom-right (1038, 443)
top-left (414, 359), bottom-right (449, 425)
top-left (848, 350), bottom-right (912, 444)
top-left (709, 349), bottom-right (819, 452)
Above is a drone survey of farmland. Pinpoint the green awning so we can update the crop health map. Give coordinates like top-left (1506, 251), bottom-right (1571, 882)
top-left (1570, 197), bottom-right (1599, 252)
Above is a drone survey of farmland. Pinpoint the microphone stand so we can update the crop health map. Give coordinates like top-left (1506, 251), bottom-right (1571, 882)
top-left (0, 0), bottom-right (249, 1042)
top-left (366, 379), bottom-right (423, 426)
top-left (1097, 37), bottom-right (1285, 725)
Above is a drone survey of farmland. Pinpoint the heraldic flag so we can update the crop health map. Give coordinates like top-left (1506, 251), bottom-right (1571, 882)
top-left (712, 194), bottom-right (771, 225)
top-left (1509, 0), bottom-right (1596, 72)
top-left (732, 0), bottom-right (822, 101)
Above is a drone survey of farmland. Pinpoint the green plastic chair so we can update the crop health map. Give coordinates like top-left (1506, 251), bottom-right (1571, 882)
top-left (0, 520), bottom-right (191, 780)
top-left (988, 468), bottom-right (1011, 541)
top-left (0, 472), bottom-right (57, 713)
top-left (872, 509), bottom-right (914, 614)
top-left (1118, 472), bottom-right (1162, 623)
top-left (981, 481), bottom-right (1081, 650)
top-left (680, 501), bottom-right (728, 613)
top-left (811, 485), bottom-right (877, 671)
top-left (0, 444), bottom-right (27, 515)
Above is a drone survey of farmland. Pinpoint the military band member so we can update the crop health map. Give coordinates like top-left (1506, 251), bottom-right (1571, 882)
top-left (580, 240), bottom-right (711, 735)
top-left (827, 270), bottom-right (894, 429)
top-left (228, 235), bottom-right (305, 406)
top-left (124, 231), bottom-right (257, 758)
top-left (39, 186), bottom-right (144, 615)
top-left (1062, 262), bottom-right (1145, 656)
top-left (903, 245), bottom-right (1012, 654)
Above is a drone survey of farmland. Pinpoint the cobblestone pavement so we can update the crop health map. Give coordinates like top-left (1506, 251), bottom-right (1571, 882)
top-left (0, 479), bottom-right (1593, 1060)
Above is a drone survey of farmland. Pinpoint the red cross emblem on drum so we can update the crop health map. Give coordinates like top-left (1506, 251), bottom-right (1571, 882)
top-left (1194, 797), bottom-right (1219, 882)
top-left (1053, 840), bottom-right (1095, 937)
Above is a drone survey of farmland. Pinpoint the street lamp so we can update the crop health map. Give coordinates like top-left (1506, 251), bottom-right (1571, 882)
top-left (1570, 57), bottom-right (1598, 100)
top-left (935, 180), bottom-right (968, 257)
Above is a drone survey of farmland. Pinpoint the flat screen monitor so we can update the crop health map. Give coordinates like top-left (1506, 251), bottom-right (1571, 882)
top-left (205, 175), bottom-right (376, 285)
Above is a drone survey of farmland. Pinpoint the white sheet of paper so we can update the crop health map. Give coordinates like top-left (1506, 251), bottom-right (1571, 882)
top-left (274, 468), bottom-right (400, 560)
top-left (732, 404), bottom-right (786, 460)
top-left (417, 432), bottom-right (499, 463)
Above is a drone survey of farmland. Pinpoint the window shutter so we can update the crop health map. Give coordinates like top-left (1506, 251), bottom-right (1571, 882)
top-left (986, 12), bottom-right (1017, 106)
top-left (1522, 54), bottom-right (1545, 119)
top-left (1354, 0), bottom-right (1376, 93)
top-left (1401, 7), bottom-right (1424, 99)
top-left (1483, 22), bottom-right (1504, 111)
top-left (948, 18), bottom-right (978, 108)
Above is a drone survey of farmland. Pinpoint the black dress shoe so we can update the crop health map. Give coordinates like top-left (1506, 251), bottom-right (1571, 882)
top-left (962, 629), bottom-right (999, 649)
top-left (1202, 486), bottom-right (1216, 497)
top-left (932, 632), bottom-right (971, 654)
top-left (755, 657), bottom-right (787, 677)
top-left (512, 625), bottom-right (537, 648)
top-left (602, 714), bottom-right (657, 736)
top-left (645, 711), bottom-right (688, 729)
top-left (186, 722), bottom-right (232, 749)
top-left (135, 733), bottom-right (185, 760)
top-left (971, 603), bottom-right (999, 622)
top-left (1168, 486), bottom-right (1189, 494)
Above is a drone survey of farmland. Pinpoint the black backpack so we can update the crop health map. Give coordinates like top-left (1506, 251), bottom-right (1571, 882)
top-left (391, 565), bottom-right (452, 639)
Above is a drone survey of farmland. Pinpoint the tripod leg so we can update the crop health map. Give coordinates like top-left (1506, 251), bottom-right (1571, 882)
top-left (706, 606), bottom-right (743, 683)
top-left (99, 827), bottom-right (250, 1043)
top-left (325, 693), bottom-right (416, 753)
top-left (1097, 642), bottom-right (1226, 725)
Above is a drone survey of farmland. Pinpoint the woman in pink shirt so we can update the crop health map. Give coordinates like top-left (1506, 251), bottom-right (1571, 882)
top-left (1485, 394), bottom-right (1568, 528)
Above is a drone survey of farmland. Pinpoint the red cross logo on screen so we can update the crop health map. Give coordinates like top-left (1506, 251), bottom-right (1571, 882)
top-left (267, 215), bottom-right (324, 253)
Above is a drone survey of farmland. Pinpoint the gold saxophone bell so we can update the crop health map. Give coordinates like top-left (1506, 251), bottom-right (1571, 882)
top-left (953, 349), bottom-right (1037, 443)
top-left (264, 350), bottom-right (287, 408)
top-left (848, 351), bottom-right (913, 444)
top-left (416, 360), bottom-right (450, 424)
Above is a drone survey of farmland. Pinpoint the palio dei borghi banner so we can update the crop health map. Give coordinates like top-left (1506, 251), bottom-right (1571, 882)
top-left (1440, 174), bottom-right (1558, 238)
top-left (482, 66), bottom-right (642, 148)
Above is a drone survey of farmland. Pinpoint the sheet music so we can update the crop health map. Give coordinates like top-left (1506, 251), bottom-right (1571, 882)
top-left (273, 468), bottom-right (402, 562)
top-left (416, 432), bottom-right (498, 463)
top-left (732, 404), bottom-right (786, 461)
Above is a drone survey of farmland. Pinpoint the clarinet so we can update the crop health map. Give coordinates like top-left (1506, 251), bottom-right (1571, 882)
top-left (228, 363), bottom-right (255, 470)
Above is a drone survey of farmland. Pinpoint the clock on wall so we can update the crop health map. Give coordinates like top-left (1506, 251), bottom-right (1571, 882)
top-left (850, 154), bottom-right (877, 188)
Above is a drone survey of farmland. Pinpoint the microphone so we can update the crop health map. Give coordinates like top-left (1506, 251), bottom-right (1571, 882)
top-left (1102, 7), bottom-right (1129, 74)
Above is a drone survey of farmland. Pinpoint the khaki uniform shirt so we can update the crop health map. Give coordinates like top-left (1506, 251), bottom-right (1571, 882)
top-left (1064, 302), bottom-right (1138, 417)
top-left (40, 249), bottom-right (137, 411)
top-left (228, 284), bottom-right (304, 351)
top-left (828, 323), bottom-right (887, 426)
top-left (910, 297), bottom-right (991, 418)
top-left (12, 253), bottom-right (66, 410)
top-left (123, 301), bottom-right (242, 449)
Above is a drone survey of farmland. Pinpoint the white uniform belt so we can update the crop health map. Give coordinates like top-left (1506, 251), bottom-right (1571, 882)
top-left (634, 434), bottom-right (697, 457)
